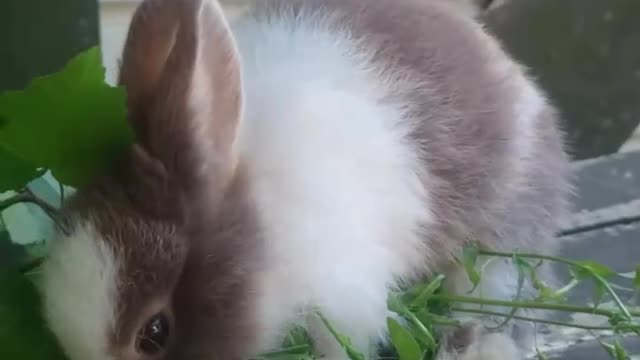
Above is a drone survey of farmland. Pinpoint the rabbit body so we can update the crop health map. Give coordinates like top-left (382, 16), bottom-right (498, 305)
top-left (40, 1), bottom-right (573, 360)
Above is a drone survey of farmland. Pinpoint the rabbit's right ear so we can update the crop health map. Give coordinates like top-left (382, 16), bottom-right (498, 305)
top-left (117, 0), bottom-right (182, 110)
top-left (117, 0), bottom-right (243, 198)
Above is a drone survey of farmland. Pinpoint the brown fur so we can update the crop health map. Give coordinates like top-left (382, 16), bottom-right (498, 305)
top-left (63, 151), bottom-right (261, 359)
top-left (61, 0), bottom-right (262, 358)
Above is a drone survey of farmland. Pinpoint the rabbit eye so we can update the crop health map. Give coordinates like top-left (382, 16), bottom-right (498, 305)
top-left (136, 312), bottom-right (170, 355)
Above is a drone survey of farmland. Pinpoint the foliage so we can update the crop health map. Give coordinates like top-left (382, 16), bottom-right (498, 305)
top-left (0, 269), bottom-right (67, 360)
top-left (0, 46), bottom-right (132, 359)
top-left (0, 47), bottom-right (133, 190)
top-left (1, 48), bottom-right (639, 360)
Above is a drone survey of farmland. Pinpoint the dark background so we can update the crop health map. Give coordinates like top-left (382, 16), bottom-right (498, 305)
top-left (486, 0), bottom-right (640, 160)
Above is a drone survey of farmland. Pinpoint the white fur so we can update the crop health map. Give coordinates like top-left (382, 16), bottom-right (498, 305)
top-left (41, 221), bottom-right (119, 360)
top-left (230, 13), bottom-right (433, 356)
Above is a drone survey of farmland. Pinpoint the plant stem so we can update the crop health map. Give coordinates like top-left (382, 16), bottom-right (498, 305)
top-left (1, 188), bottom-right (69, 235)
top-left (256, 344), bottom-right (311, 358)
top-left (406, 310), bottom-right (437, 348)
top-left (0, 192), bottom-right (31, 211)
top-left (315, 311), bottom-right (366, 360)
top-left (58, 182), bottom-right (65, 207)
top-left (478, 249), bottom-right (633, 319)
top-left (553, 279), bottom-right (580, 298)
top-left (431, 294), bottom-right (640, 318)
top-left (449, 307), bottom-right (638, 332)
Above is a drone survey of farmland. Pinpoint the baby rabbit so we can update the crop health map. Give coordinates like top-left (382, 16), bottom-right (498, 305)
top-left (40, 0), bottom-right (573, 359)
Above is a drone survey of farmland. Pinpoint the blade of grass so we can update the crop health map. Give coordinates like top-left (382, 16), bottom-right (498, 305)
top-left (315, 312), bottom-right (366, 360)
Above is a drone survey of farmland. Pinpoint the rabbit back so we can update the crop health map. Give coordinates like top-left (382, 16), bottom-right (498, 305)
top-left (229, 0), bottom-right (572, 355)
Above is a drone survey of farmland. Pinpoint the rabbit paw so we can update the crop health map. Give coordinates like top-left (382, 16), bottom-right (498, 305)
top-left (435, 322), bottom-right (522, 360)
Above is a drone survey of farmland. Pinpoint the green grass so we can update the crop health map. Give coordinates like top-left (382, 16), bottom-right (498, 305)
top-left (249, 248), bottom-right (639, 360)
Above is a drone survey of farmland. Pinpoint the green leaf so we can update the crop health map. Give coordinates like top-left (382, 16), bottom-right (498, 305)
top-left (406, 311), bottom-right (442, 349)
top-left (388, 292), bottom-right (405, 314)
top-left (572, 261), bottom-right (632, 319)
top-left (0, 146), bottom-right (42, 193)
top-left (537, 280), bottom-right (563, 301)
top-left (593, 281), bottom-right (607, 308)
top-left (0, 269), bottom-right (68, 359)
top-left (574, 261), bottom-right (617, 280)
top-left (0, 218), bottom-right (28, 269)
top-left (0, 46), bottom-right (134, 188)
top-left (316, 312), bottom-right (366, 360)
top-left (514, 258), bottom-right (563, 302)
top-left (258, 345), bottom-right (312, 359)
top-left (613, 339), bottom-right (629, 360)
top-left (618, 269), bottom-right (640, 291)
top-left (23, 240), bottom-right (49, 259)
top-left (387, 292), bottom-right (436, 350)
top-left (258, 326), bottom-right (314, 359)
top-left (281, 326), bottom-right (312, 350)
top-left (387, 317), bottom-right (423, 360)
top-left (599, 340), bottom-right (617, 359)
top-left (536, 349), bottom-right (550, 360)
top-left (487, 254), bottom-right (527, 330)
top-left (462, 246), bottom-right (481, 292)
top-left (628, 267), bottom-right (640, 290)
top-left (619, 271), bottom-right (636, 280)
top-left (409, 274), bottom-right (445, 309)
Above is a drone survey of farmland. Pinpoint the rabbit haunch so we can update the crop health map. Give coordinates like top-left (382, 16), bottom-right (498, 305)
top-left (40, 1), bottom-right (572, 360)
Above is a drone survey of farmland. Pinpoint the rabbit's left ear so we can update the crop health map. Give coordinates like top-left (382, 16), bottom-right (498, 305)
top-left (118, 0), bottom-right (243, 194)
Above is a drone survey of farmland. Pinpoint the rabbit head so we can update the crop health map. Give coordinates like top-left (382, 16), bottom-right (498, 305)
top-left (40, 0), bottom-right (261, 359)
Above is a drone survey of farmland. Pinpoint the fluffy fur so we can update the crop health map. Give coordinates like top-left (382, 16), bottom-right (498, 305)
top-left (40, 1), bottom-right (573, 360)
top-left (41, 221), bottom-right (119, 360)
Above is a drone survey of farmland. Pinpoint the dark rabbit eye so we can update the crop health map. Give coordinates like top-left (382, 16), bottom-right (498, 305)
top-left (136, 312), bottom-right (170, 355)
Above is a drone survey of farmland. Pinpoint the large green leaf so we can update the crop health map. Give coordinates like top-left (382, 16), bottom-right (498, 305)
top-left (387, 317), bottom-right (423, 360)
top-left (0, 270), bottom-right (67, 359)
top-left (0, 47), bottom-right (133, 188)
top-left (0, 218), bottom-right (27, 268)
top-left (462, 246), bottom-right (481, 292)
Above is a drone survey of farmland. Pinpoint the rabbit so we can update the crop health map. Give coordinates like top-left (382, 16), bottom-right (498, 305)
top-left (39, 0), bottom-right (574, 359)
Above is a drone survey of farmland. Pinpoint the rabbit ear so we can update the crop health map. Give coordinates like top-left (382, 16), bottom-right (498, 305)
top-left (117, 0), bottom-right (180, 108)
top-left (118, 0), bottom-right (243, 195)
